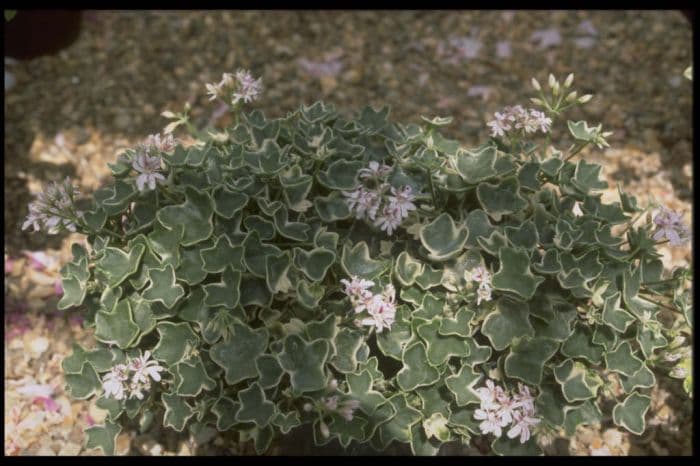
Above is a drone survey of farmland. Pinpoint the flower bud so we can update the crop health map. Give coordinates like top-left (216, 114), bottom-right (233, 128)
top-left (564, 73), bottom-right (574, 88)
top-left (327, 378), bottom-right (338, 391)
top-left (530, 97), bottom-right (545, 106)
top-left (548, 73), bottom-right (556, 88)
top-left (303, 402), bottom-right (313, 412)
top-left (565, 91), bottom-right (578, 102)
top-left (160, 110), bottom-right (176, 119)
top-left (319, 421), bottom-right (330, 439)
top-left (578, 94), bottom-right (593, 104)
top-left (601, 131), bottom-right (613, 138)
top-left (531, 77), bottom-right (541, 91)
top-left (552, 81), bottom-right (560, 96)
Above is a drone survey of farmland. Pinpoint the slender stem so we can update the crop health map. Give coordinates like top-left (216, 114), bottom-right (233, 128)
top-left (637, 293), bottom-right (681, 313)
top-left (618, 207), bottom-right (650, 236)
top-left (425, 168), bottom-right (437, 207)
top-left (563, 141), bottom-right (590, 162)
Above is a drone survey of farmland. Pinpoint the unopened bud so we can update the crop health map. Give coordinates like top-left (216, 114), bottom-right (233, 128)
top-left (552, 81), bottom-right (560, 96)
top-left (319, 421), bottom-right (330, 439)
top-left (303, 402), bottom-right (313, 412)
top-left (530, 97), bottom-right (546, 106)
top-left (160, 110), bottom-right (176, 119)
top-left (531, 77), bottom-right (541, 91)
top-left (327, 378), bottom-right (338, 391)
top-left (564, 73), bottom-right (574, 88)
top-left (578, 94), bottom-right (593, 104)
top-left (548, 73), bottom-right (556, 88)
top-left (601, 131), bottom-right (613, 138)
top-left (565, 91), bottom-right (578, 102)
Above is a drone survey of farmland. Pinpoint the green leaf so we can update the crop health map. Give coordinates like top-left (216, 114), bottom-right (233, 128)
top-left (314, 193), bottom-right (352, 222)
top-left (94, 299), bottom-right (140, 349)
top-left (95, 243), bottom-right (146, 288)
top-left (561, 323), bottom-right (604, 364)
top-left (212, 185), bottom-right (248, 219)
top-left (202, 267), bottom-right (242, 309)
top-left (157, 186), bottom-right (214, 246)
top-left (409, 422), bottom-right (441, 456)
top-left (422, 412), bottom-right (451, 442)
top-left (255, 354), bottom-right (285, 389)
top-left (445, 366), bottom-right (482, 406)
top-left (553, 359), bottom-right (602, 402)
top-left (293, 247), bottom-right (335, 282)
top-left (264, 251), bottom-right (293, 294)
top-left (604, 341), bottom-right (643, 376)
top-left (571, 159), bottom-right (608, 194)
top-left (636, 326), bottom-right (667, 359)
top-left (210, 322), bottom-right (269, 385)
top-left (152, 321), bottom-right (199, 366)
top-left (242, 231), bottom-right (282, 278)
top-left (476, 176), bottom-right (528, 221)
top-left (341, 241), bottom-right (389, 279)
top-left (296, 280), bottom-right (324, 309)
top-left (530, 303), bottom-right (576, 342)
top-left (563, 400), bottom-right (602, 436)
top-left (396, 341), bottom-right (441, 391)
top-left (453, 146), bottom-right (513, 184)
top-left (464, 209), bottom-right (495, 247)
top-left (346, 369), bottom-right (387, 415)
top-left (619, 364), bottom-right (656, 393)
top-left (162, 392), bottom-right (195, 432)
top-left (504, 221), bottom-right (539, 251)
top-left (272, 410), bottom-right (302, 435)
top-left (236, 382), bottom-right (276, 427)
top-left (330, 328), bottom-right (365, 373)
top-left (601, 292), bottom-right (635, 333)
top-left (394, 251), bottom-right (424, 286)
top-left (536, 384), bottom-right (568, 427)
top-left (142, 263), bottom-right (185, 309)
top-left (277, 334), bottom-right (329, 394)
top-left (174, 356), bottom-right (217, 397)
top-left (86, 421), bottom-right (121, 455)
top-left (200, 234), bottom-right (245, 273)
top-left (212, 396), bottom-right (240, 431)
top-left (492, 247), bottom-right (545, 300)
top-left (419, 213), bottom-right (469, 261)
top-left (147, 221), bottom-right (183, 268)
top-left (376, 306), bottom-right (413, 360)
top-left (378, 394), bottom-right (422, 445)
top-left (481, 298), bottom-right (535, 350)
top-left (317, 159), bottom-right (364, 190)
top-left (64, 361), bottom-right (101, 400)
top-left (612, 392), bottom-right (651, 435)
top-left (272, 206), bottom-right (311, 242)
top-left (416, 318), bottom-right (470, 366)
top-left (439, 308), bottom-right (474, 338)
top-left (504, 337), bottom-right (559, 385)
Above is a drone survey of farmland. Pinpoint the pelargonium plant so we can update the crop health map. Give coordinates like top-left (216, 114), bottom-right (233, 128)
top-left (25, 70), bottom-right (692, 455)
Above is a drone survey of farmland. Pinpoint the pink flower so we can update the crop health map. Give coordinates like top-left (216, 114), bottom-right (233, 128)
top-left (653, 207), bottom-right (690, 246)
top-left (132, 151), bottom-right (166, 192)
top-left (128, 350), bottom-right (164, 384)
top-left (374, 203), bottom-right (402, 235)
top-left (388, 185), bottom-right (417, 219)
top-left (474, 408), bottom-right (504, 437)
top-left (507, 409), bottom-right (540, 443)
top-left (359, 161), bottom-right (392, 180)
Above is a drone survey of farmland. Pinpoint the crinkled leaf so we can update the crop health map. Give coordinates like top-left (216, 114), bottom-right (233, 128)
top-left (612, 392), bottom-right (651, 435)
top-left (210, 322), bottom-right (269, 384)
top-left (419, 213), bottom-right (468, 261)
top-left (277, 334), bottom-right (329, 394)
top-left (481, 298), bottom-right (535, 351)
top-left (504, 336), bottom-right (559, 385)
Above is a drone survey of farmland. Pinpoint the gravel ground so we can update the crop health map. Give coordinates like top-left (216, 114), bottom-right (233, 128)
top-left (4, 10), bottom-right (693, 456)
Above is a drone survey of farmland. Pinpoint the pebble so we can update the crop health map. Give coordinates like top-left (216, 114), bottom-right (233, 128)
top-left (28, 336), bottom-right (50, 358)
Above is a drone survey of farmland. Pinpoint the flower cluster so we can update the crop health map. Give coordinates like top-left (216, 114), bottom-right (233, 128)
top-left (474, 380), bottom-right (540, 444)
top-left (143, 133), bottom-right (177, 154)
top-left (487, 105), bottom-right (552, 138)
top-left (206, 69), bottom-right (263, 106)
top-left (22, 177), bottom-right (83, 234)
top-left (342, 162), bottom-right (417, 235)
top-left (341, 276), bottom-right (397, 333)
top-left (132, 150), bottom-right (166, 192)
top-left (652, 207), bottom-right (690, 247)
top-left (101, 351), bottom-right (164, 401)
top-left (467, 265), bottom-right (493, 305)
